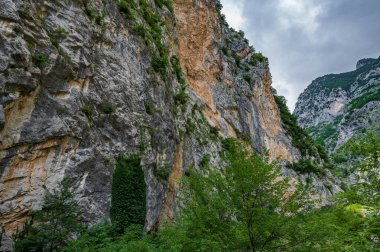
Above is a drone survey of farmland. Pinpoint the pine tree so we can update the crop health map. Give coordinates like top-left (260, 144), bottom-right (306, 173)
top-left (14, 178), bottom-right (83, 251)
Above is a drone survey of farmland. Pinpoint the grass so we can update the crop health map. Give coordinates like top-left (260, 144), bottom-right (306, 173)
top-left (119, 0), bottom-right (137, 20)
top-left (132, 24), bottom-right (148, 38)
top-left (154, 0), bottom-right (173, 13)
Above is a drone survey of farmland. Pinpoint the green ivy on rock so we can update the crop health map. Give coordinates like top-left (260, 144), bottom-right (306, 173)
top-left (110, 155), bottom-right (146, 234)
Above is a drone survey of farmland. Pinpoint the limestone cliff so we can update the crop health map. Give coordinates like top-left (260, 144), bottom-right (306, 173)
top-left (294, 57), bottom-right (380, 152)
top-left (0, 0), bottom-right (334, 249)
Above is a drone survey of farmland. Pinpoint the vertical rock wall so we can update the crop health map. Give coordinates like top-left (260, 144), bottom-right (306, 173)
top-left (0, 0), bottom-right (317, 250)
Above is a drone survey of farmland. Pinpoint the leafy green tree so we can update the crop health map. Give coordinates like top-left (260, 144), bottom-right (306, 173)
top-left (331, 130), bottom-right (380, 250)
top-left (159, 139), bottom-right (310, 251)
top-left (335, 130), bottom-right (380, 205)
top-left (63, 224), bottom-right (157, 252)
top-left (14, 178), bottom-right (83, 251)
top-left (110, 155), bottom-right (146, 234)
top-left (277, 130), bottom-right (380, 252)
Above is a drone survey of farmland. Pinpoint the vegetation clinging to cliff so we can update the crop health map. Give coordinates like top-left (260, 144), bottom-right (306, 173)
top-left (273, 89), bottom-right (332, 174)
top-left (273, 90), bottom-right (328, 160)
top-left (110, 155), bottom-right (146, 234)
top-left (305, 57), bottom-right (380, 92)
top-left (63, 135), bottom-right (380, 251)
top-left (14, 179), bottom-right (83, 251)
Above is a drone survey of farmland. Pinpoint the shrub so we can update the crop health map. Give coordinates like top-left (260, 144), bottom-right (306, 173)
top-left (144, 103), bottom-right (156, 115)
top-left (154, 162), bottom-right (171, 181)
top-left (221, 46), bottom-right (229, 56)
top-left (32, 53), bottom-right (51, 68)
top-left (83, 0), bottom-right (97, 20)
top-left (152, 56), bottom-right (168, 75)
top-left (82, 105), bottom-right (93, 121)
top-left (238, 30), bottom-right (245, 38)
top-left (110, 155), bottom-right (146, 234)
top-left (185, 120), bottom-right (196, 134)
top-left (243, 74), bottom-right (251, 83)
top-left (119, 0), bottom-right (129, 12)
top-left (221, 137), bottom-right (236, 151)
top-left (249, 52), bottom-right (267, 66)
top-left (98, 103), bottom-right (116, 114)
top-left (199, 154), bottom-right (211, 168)
top-left (170, 56), bottom-right (182, 80)
top-left (210, 126), bottom-right (220, 137)
top-left (54, 27), bottom-right (69, 38)
top-left (47, 27), bottom-right (69, 48)
top-left (233, 54), bottom-right (241, 67)
top-left (174, 91), bottom-right (189, 105)
top-left (142, 7), bottom-right (161, 33)
top-left (286, 159), bottom-right (326, 176)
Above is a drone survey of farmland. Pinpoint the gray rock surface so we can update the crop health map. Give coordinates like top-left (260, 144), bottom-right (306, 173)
top-left (0, 0), bottom-right (338, 250)
top-left (294, 57), bottom-right (380, 152)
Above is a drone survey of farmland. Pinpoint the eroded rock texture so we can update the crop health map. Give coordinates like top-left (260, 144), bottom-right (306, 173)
top-left (0, 0), bottom-right (335, 250)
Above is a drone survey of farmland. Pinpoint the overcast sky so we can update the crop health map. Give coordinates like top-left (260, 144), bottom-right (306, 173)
top-left (220, 0), bottom-right (380, 111)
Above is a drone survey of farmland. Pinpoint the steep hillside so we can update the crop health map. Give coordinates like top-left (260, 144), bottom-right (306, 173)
top-left (0, 0), bottom-right (338, 249)
top-left (295, 57), bottom-right (380, 152)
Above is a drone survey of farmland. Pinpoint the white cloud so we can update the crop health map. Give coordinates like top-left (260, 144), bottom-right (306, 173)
top-left (220, 0), bottom-right (380, 112)
top-left (277, 0), bottom-right (324, 37)
top-left (220, 0), bottom-right (246, 30)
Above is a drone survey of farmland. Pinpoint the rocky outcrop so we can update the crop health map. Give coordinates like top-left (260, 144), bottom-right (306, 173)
top-left (0, 0), bottom-right (335, 249)
top-left (173, 0), bottom-right (296, 161)
top-left (294, 57), bottom-right (380, 151)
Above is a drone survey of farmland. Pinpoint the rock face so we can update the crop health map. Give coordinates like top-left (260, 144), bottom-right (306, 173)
top-left (0, 0), bottom-right (334, 249)
top-left (294, 57), bottom-right (380, 152)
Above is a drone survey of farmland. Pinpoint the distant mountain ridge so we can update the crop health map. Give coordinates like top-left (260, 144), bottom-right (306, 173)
top-left (294, 56), bottom-right (380, 152)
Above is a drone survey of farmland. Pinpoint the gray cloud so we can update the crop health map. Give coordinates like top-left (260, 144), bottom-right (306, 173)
top-left (221, 0), bottom-right (380, 110)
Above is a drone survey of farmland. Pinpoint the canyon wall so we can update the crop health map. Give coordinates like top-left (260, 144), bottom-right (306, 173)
top-left (0, 0), bottom-right (334, 249)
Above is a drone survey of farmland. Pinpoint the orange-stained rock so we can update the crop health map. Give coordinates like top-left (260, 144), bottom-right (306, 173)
top-left (156, 142), bottom-right (183, 227)
top-left (173, 0), bottom-right (221, 114)
top-left (0, 137), bottom-right (79, 236)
